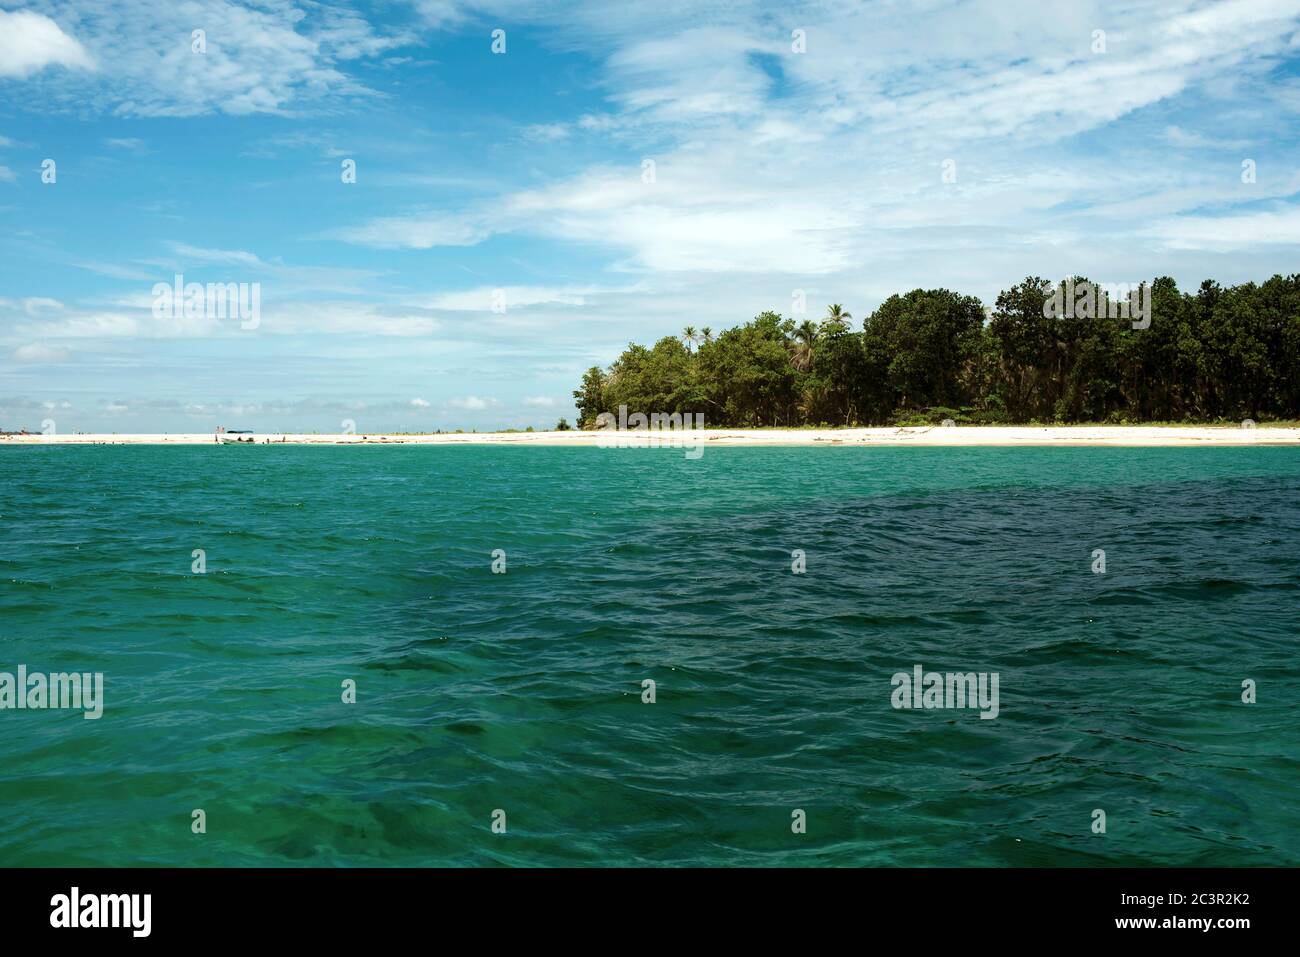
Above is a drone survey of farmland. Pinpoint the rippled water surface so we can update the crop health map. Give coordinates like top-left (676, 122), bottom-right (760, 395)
top-left (1, 445), bottom-right (1297, 866)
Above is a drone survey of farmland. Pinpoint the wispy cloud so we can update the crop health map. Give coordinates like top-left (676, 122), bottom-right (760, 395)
top-left (104, 136), bottom-right (149, 153)
top-left (166, 243), bottom-right (268, 268)
top-left (327, 0), bottom-right (1300, 284)
top-left (328, 211), bottom-right (497, 248)
top-left (521, 123), bottom-right (570, 142)
top-left (1147, 206), bottom-right (1300, 249)
top-left (8, 0), bottom-right (408, 116)
top-left (10, 342), bottom-right (71, 364)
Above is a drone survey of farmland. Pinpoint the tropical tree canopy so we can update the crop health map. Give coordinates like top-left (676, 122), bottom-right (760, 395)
top-left (573, 278), bottom-right (1300, 427)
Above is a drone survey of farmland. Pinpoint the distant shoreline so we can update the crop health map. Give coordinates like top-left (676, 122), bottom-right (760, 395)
top-left (4, 426), bottom-right (1299, 447)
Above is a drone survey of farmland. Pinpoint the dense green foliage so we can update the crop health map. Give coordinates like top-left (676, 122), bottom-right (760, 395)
top-left (573, 276), bottom-right (1300, 427)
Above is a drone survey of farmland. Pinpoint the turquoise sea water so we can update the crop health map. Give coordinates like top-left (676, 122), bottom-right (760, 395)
top-left (0, 444), bottom-right (1296, 866)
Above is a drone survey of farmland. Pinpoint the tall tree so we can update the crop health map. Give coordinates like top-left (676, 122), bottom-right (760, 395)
top-left (863, 289), bottom-right (984, 412)
top-left (573, 366), bottom-right (607, 429)
top-left (789, 320), bottom-right (820, 372)
top-left (822, 303), bottom-right (852, 334)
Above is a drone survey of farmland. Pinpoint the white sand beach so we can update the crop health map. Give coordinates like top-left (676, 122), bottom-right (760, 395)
top-left (4, 426), bottom-right (1298, 447)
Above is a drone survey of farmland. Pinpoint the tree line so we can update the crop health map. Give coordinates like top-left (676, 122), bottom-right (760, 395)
top-left (572, 275), bottom-right (1300, 427)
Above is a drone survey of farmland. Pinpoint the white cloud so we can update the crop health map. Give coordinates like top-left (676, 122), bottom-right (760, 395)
top-left (522, 123), bottom-right (569, 142)
top-left (11, 342), bottom-right (71, 364)
top-left (104, 137), bottom-right (149, 152)
top-left (167, 243), bottom-right (268, 268)
top-left (577, 113), bottom-right (621, 133)
top-left (603, 26), bottom-right (775, 122)
top-left (74, 261), bottom-right (162, 281)
top-left (22, 297), bottom-right (64, 314)
top-left (1161, 125), bottom-right (1255, 150)
top-left (410, 397), bottom-right (430, 407)
top-left (1147, 206), bottom-right (1300, 249)
top-left (330, 0), bottom-right (1300, 289)
top-left (424, 286), bottom-right (590, 311)
top-left (6, 297), bottom-right (448, 340)
top-left (329, 211), bottom-right (495, 248)
top-left (0, 10), bottom-right (94, 78)
top-left (19, 309), bottom-right (222, 339)
top-left (411, 0), bottom-right (471, 28)
top-left (445, 396), bottom-right (498, 410)
top-left (522, 396), bottom-right (557, 407)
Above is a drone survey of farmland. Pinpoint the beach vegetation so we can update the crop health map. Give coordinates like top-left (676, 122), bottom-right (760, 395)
top-left (574, 274), bottom-right (1300, 426)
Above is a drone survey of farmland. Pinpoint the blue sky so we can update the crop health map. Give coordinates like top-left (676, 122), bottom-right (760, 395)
top-left (2, 0), bottom-right (1300, 433)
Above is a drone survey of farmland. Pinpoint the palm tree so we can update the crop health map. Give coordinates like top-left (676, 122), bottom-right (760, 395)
top-left (822, 303), bottom-right (852, 334)
top-left (681, 325), bottom-right (698, 352)
top-left (789, 319), bottom-right (819, 372)
top-left (700, 326), bottom-right (713, 345)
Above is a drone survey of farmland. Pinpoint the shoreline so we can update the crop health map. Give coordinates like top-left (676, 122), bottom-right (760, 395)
top-left (3, 425), bottom-right (1298, 447)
